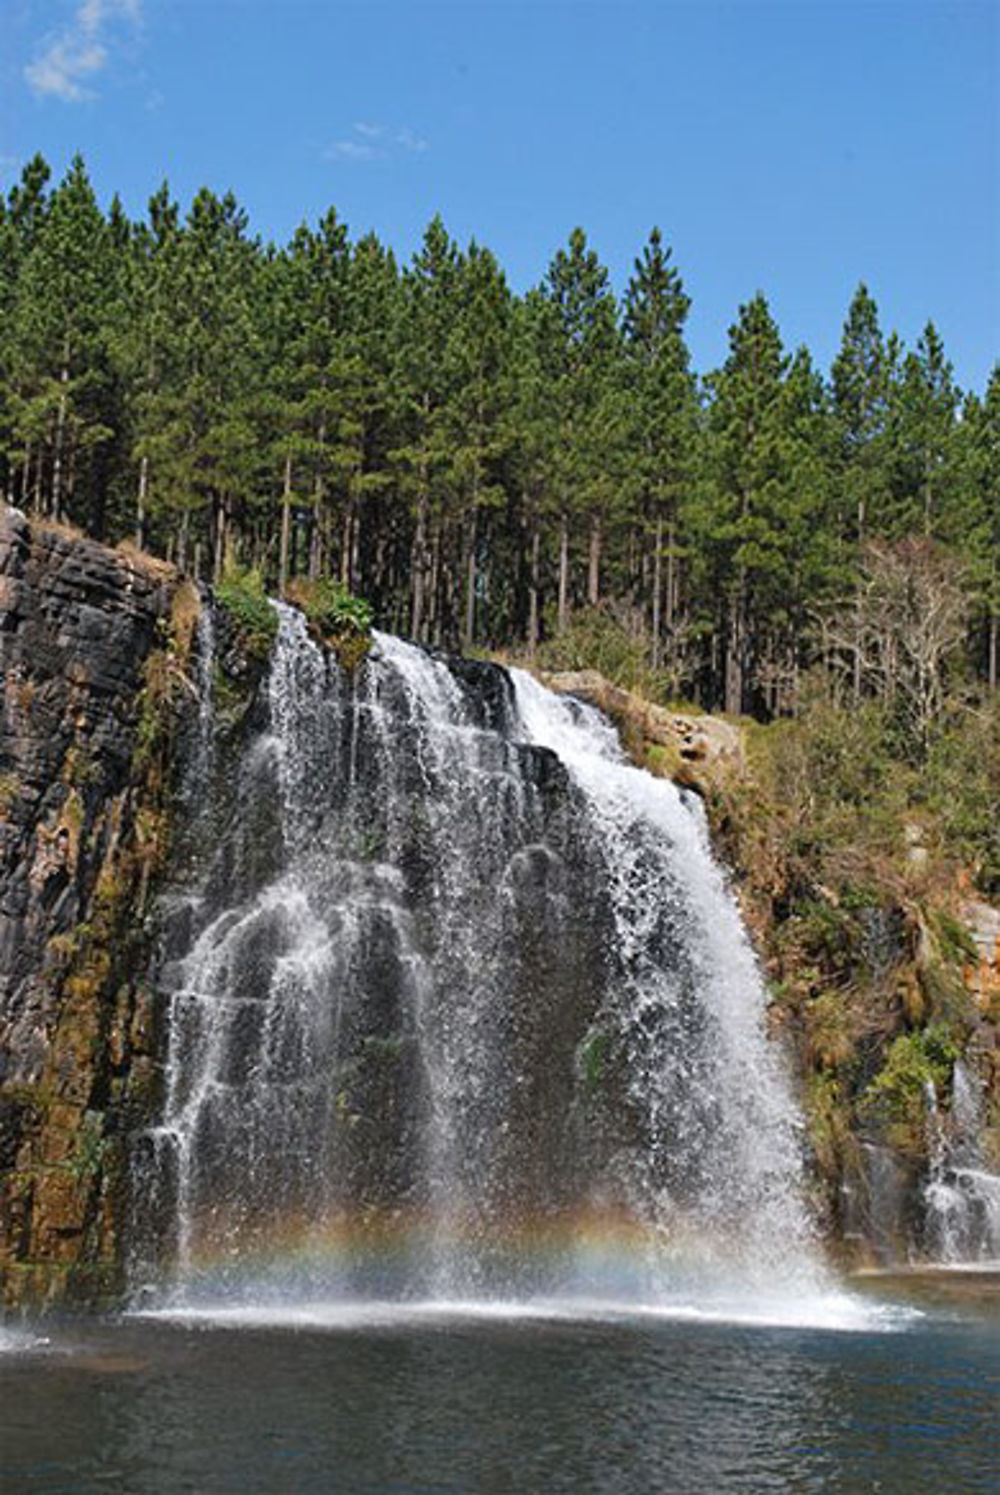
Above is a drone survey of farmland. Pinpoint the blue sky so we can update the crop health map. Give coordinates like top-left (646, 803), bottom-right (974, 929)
top-left (3, 1), bottom-right (998, 392)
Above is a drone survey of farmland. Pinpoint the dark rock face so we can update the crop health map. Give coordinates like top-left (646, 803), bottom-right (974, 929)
top-left (0, 507), bottom-right (177, 1310)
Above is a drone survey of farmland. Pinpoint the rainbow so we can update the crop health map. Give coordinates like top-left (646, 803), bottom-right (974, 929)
top-left (146, 1198), bottom-right (849, 1324)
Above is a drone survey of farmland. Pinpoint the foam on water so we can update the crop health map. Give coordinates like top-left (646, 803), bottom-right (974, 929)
top-left (135, 1288), bottom-right (916, 1336)
top-left (0, 1326), bottom-right (48, 1353)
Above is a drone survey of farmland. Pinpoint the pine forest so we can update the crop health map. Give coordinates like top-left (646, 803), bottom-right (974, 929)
top-left (2, 153), bottom-right (998, 731)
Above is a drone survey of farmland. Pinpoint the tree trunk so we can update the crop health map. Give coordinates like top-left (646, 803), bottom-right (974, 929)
top-left (428, 519), bottom-right (442, 646)
top-left (279, 454), bottom-right (293, 597)
top-left (340, 503), bottom-right (353, 588)
top-left (213, 498), bottom-right (228, 585)
top-left (66, 430), bottom-right (78, 519)
top-left (666, 516), bottom-right (677, 626)
top-left (651, 516), bottom-right (663, 671)
top-left (989, 613), bottom-right (998, 692)
top-left (177, 509), bottom-right (189, 574)
top-left (136, 455), bottom-right (149, 550)
top-left (411, 461), bottom-right (429, 640)
top-left (51, 362), bottom-right (70, 522)
top-left (309, 417), bottom-right (328, 581)
top-left (350, 492), bottom-right (361, 594)
top-left (33, 445), bottom-right (44, 516)
top-left (725, 587), bottom-right (743, 716)
top-left (587, 513), bottom-right (601, 606)
top-left (558, 518), bottom-right (569, 633)
top-left (463, 511), bottom-right (477, 651)
top-left (528, 525), bottom-right (541, 661)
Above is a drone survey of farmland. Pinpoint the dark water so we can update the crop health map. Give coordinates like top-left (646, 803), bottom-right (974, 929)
top-left (2, 1301), bottom-right (998, 1494)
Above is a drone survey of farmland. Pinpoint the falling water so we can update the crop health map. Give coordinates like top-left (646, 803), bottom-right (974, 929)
top-left (510, 671), bottom-right (820, 1297)
top-left (130, 608), bottom-right (842, 1320)
top-left (924, 1061), bottom-right (1000, 1263)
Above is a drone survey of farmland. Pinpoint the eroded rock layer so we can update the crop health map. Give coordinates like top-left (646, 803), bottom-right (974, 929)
top-left (0, 507), bottom-right (176, 1309)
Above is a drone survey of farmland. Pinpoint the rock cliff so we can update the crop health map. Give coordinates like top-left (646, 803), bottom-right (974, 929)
top-left (0, 507), bottom-right (180, 1309)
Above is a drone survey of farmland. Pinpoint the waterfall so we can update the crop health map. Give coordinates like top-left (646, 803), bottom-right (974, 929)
top-left (131, 609), bottom-right (835, 1315)
top-left (924, 1062), bottom-right (1000, 1263)
top-left (510, 671), bottom-right (819, 1291)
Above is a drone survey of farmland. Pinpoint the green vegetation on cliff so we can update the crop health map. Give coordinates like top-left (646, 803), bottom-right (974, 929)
top-left (699, 682), bottom-right (999, 1241)
top-left (215, 564), bottom-right (279, 663)
top-left (286, 576), bottom-right (373, 670)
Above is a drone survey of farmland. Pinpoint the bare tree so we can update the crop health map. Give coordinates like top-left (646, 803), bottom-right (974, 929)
top-left (821, 539), bottom-right (968, 752)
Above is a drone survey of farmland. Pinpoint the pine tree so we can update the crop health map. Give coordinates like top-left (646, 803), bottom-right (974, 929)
top-left (886, 321), bottom-right (961, 540)
top-left (107, 182), bottom-right (179, 548)
top-left (447, 242), bottom-right (511, 646)
top-left (831, 283), bottom-right (892, 551)
top-left (342, 232), bottom-right (401, 618)
top-left (542, 228), bottom-right (620, 627)
top-left (10, 156), bottom-right (114, 528)
top-left (960, 367), bottom-right (1000, 687)
top-left (505, 289), bottom-right (561, 654)
top-left (161, 187), bottom-right (259, 573)
top-left (622, 227), bottom-right (697, 672)
top-left (700, 293), bottom-right (789, 712)
top-left (394, 215), bottom-right (461, 641)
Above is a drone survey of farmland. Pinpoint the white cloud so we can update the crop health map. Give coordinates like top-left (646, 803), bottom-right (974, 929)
top-left (325, 123), bottom-right (428, 163)
top-left (395, 127), bottom-right (428, 154)
top-left (25, 0), bottom-right (142, 103)
top-left (327, 139), bottom-right (379, 163)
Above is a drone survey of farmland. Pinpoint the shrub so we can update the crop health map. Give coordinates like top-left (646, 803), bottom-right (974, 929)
top-left (859, 1024), bottom-right (960, 1154)
top-left (286, 577), bottom-right (373, 670)
top-left (215, 565), bottom-right (278, 662)
top-left (534, 603), bottom-right (696, 709)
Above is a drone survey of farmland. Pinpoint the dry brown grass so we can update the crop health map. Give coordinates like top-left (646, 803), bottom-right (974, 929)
top-left (35, 516), bottom-right (88, 544)
top-left (169, 579), bottom-right (201, 662)
top-left (114, 539), bottom-right (177, 584)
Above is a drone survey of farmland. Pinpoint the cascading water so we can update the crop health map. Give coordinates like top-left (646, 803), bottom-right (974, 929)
top-left (130, 605), bottom-right (846, 1321)
top-left (924, 1061), bottom-right (1000, 1263)
top-left (510, 672), bottom-right (819, 1293)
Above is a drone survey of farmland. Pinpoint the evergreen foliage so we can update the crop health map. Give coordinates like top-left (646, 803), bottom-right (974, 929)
top-left (1, 154), bottom-right (996, 733)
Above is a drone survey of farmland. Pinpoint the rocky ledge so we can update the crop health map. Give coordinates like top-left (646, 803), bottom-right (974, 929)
top-left (541, 668), bottom-right (743, 796)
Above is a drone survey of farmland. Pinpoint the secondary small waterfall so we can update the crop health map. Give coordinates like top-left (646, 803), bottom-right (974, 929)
top-left (924, 1062), bottom-right (1000, 1263)
top-left (130, 606), bottom-right (831, 1314)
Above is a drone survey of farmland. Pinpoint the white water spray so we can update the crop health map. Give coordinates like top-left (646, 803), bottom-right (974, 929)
top-left (131, 616), bottom-right (866, 1324)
